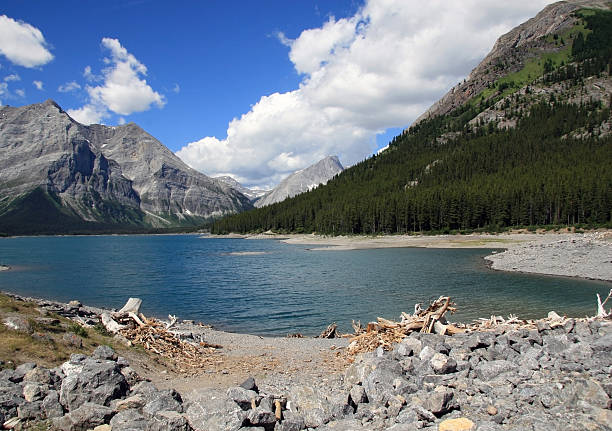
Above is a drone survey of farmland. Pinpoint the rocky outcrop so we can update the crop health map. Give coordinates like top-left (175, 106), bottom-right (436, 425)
top-left (414, 0), bottom-right (610, 124)
top-left (255, 156), bottom-right (344, 208)
top-left (0, 100), bottom-right (252, 231)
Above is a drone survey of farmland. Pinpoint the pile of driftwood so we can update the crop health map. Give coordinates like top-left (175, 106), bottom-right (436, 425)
top-left (347, 296), bottom-right (463, 355)
top-left (347, 291), bottom-right (612, 355)
top-left (100, 298), bottom-right (220, 372)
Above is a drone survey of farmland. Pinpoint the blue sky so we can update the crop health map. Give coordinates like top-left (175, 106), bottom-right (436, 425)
top-left (0, 0), bottom-right (553, 188)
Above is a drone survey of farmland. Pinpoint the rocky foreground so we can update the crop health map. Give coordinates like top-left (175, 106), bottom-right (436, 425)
top-left (1, 306), bottom-right (611, 430)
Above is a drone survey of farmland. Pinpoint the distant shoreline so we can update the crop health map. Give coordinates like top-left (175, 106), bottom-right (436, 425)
top-left (208, 230), bottom-right (612, 282)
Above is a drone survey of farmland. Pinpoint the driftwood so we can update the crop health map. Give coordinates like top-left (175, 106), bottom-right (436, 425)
top-left (347, 296), bottom-right (461, 355)
top-left (318, 323), bottom-right (338, 339)
top-left (118, 297), bottom-right (142, 314)
top-left (97, 298), bottom-right (220, 372)
top-left (166, 314), bottom-right (178, 329)
top-left (596, 289), bottom-right (612, 318)
top-left (101, 312), bottom-right (126, 333)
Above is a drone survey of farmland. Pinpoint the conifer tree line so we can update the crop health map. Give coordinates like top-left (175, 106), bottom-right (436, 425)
top-left (211, 9), bottom-right (612, 235)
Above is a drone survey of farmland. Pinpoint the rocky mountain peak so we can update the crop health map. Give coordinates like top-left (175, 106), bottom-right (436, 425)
top-left (414, 0), bottom-right (611, 124)
top-left (0, 100), bottom-right (252, 233)
top-left (255, 155), bottom-right (344, 208)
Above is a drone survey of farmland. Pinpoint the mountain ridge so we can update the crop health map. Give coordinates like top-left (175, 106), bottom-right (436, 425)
top-left (0, 100), bottom-right (252, 234)
top-left (254, 155), bottom-right (344, 208)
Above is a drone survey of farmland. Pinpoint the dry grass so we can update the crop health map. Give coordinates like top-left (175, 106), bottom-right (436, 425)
top-left (0, 293), bottom-right (135, 369)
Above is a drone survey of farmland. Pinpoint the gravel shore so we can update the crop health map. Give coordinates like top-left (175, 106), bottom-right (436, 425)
top-left (484, 232), bottom-right (612, 282)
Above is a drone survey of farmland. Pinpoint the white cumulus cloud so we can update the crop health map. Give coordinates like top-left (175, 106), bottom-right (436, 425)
top-left (176, 0), bottom-right (554, 189)
top-left (68, 38), bottom-right (165, 125)
top-left (66, 104), bottom-right (109, 125)
top-left (4, 73), bottom-right (20, 82)
top-left (32, 80), bottom-right (43, 90)
top-left (0, 15), bottom-right (53, 68)
top-left (58, 81), bottom-right (81, 92)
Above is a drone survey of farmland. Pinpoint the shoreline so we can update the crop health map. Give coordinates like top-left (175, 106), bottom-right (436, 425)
top-left (1, 291), bottom-right (610, 430)
top-left (211, 230), bottom-right (612, 282)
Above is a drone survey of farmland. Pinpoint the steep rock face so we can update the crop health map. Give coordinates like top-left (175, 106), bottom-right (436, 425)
top-left (415, 0), bottom-right (608, 124)
top-left (255, 156), bottom-right (343, 208)
top-left (0, 101), bottom-right (141, 223)
top-left (0, 100), bottom-right (251, 230)
top-left (85, 122), bottom-right (252, 220)
top-left (214, 176), bottom-right (269, 202)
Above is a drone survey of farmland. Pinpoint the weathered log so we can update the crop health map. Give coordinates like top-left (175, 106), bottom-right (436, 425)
top-left (101, 312), bottom-right (126, 333)
top-left (318, 323), bottom-right (338, 339)
top-left (166, 314), bottom-right (177, 329)
top-left (596, 289), bottom-right (612, 318)
top-left (118, 297), bottom-right (142, 315)
top-left (128, 312), bottom-right (145, 327)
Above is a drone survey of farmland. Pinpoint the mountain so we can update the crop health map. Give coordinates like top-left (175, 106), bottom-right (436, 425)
top-left (212, 1), bottom-right (612, 235)
top-left (415, 0), bottom-right (610, 124)
top-left (254, 156), bottom-right (344, 208)
top-left (0, 100), bottom-right (252, 234)
top-left (214, 176), bottom-right (269, 202)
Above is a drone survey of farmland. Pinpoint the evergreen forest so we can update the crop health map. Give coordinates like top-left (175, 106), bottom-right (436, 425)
top-left (211, 9), bottom-right (612, 235)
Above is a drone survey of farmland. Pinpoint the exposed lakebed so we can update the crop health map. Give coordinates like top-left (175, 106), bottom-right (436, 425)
top-left (0, 235), bottom-right (609, 336)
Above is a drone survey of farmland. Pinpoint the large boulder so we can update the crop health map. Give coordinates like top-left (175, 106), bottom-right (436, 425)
top-left (59, 358), bottom-right (128, 410)
top-left (52, 402), bottom-right (113, 431)
top-left (185, 389), bottom-right (246, 431)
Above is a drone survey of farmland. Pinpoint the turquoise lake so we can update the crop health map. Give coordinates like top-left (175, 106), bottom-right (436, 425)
top-left (0, 235), bottom-right (609, 335)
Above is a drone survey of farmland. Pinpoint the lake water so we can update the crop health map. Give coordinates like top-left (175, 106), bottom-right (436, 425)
top-left (0, 235), bottom-right (609, 336)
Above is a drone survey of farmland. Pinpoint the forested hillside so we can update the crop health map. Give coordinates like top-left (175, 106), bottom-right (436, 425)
top-left (212, 8), bottom-right (612, 235)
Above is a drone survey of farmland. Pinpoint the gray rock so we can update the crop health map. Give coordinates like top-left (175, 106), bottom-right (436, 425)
top-left (422, 387), bottom-right (454, 416)
top-left (62, 333), bottom-right (83, 348)
top-left (274, 410), bottom-right (305, 431)
top-left (109, 408), bottom-right (147, 430)
top-left (23, 366), bottom-right (56, 386)
top-left (148, 410), bottom-right (190, 431)
top-left (288, 385), bottom-right (332, 427)
top-left (419, 345), bottom-right (436, 362)
top-left (240, 376), bottom-right (259, 393)
top-left (13, 363), bottom-right (36, 381)
top-left (53, 402), bottom-right (113, 431)
top-left (474, 360), bottom-right (517, 381)
top-left (430, 353), bottom-right (457, 374)
top-left (567, 378), bottom-right (610, 409)
top-left (0, 381), bottom-right (26, 418)
top-left (59, 358), bottom-right (128, 410)
top-left (349, 385), bottom-right (367, 405)
top-left (317, 418), bottom-right (371, 430)
top-left (42, 390), bottom-right (64, 419)
top-left (362, 368), bottom-right (400, 406)
top-left (92, 345), bottom-right (118, 361)
top-left (17, 401), bottom-right (44, 421)
top-left (247, 406), bottom-right (277, 427)
top-left (142, 389), bottom-right (183, 417)
top-left (395, 337), bottom-right (423, 357)
top-left (227, 386), bottom-right (258, 410)
top-left (185, 389), bottom-right (246, 431)
top-left (3, 316), bottom-right (32, 333)
top-left (345, 357), bottom-right (402, 387)
top-left (22, 382), bottom-right (48, 402)
top-left (591, 333), bottom-right (612, 353)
